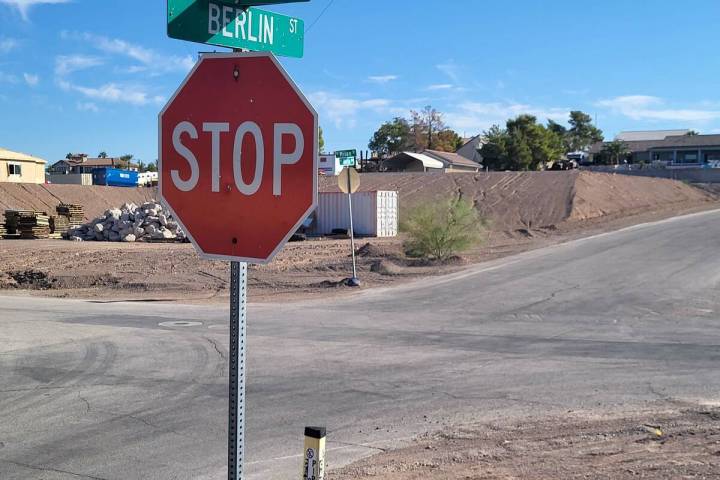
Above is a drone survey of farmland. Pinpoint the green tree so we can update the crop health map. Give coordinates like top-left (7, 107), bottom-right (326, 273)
top-left (478, 125), bottom-right (510, 170)
top-left (318, 126), bottom-right (325, 153)
top-left (480, 115), bottom-right (564, 171)
top-left (65, 152), bottom-right (73, 160)
top-left (600, 140), bottom-right (630, 165)
top-left (567, 111), bottom-right (603, 151)
top-left (687, 130), bottom-right (700, 136)
top-left (368, 117), bottom-right (412, 157)
top-left (146, 161), bottom-right (158, 173)
top-left (117, 154), bottom-right (133, 170)
top-left (401, 197), bottom-right (486, 261)
top-left (98, 151), bottom-right (108, 158)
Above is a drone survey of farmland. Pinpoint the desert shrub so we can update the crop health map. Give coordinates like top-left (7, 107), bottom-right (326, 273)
top-left (401, 197), bottom-right (486, 261)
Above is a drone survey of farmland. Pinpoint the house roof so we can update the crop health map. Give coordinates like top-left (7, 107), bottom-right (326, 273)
top-left (0, 147), bottom-right (46, 164)
top-left (590, 134), bottom-right (720, 154)
top-left (424, 149), bottom-right (482, 168)
top-left (401, 152), bottom-right (445, 169)
top-left (53, 157), bottom-right (138, 168)
top-left (650, 134), bottom-right (720, 149)
top-left (615, 129), bottom-right (691, 141)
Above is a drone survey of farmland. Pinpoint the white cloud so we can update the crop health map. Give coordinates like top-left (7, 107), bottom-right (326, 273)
top-left (55, 54), bottom-right (103, 76)
top-left (426, 84), bottom-right (454, 91)
top-left (368, 75), bottom-right (398, 84)
top-left (0, 0), bottom-right (71, 21)
top-left (0, 37), bottom-right (18, 54)
top-left (445, 101), bottom-right (570, 134)
top-left (59, 79), bottom-right (165, 106)
top-left (77, 101), bottom-right (99, 112)
top-left (596, 95), bottom-right (720, 122)
top-left (23, 72), bottom-right (38, 86)
top-left (309, 91), bottom-right (393, 128)
top-left (436, 61), bottom-right (461, 82)
top-left (61, 31), bottom-right (194, 75)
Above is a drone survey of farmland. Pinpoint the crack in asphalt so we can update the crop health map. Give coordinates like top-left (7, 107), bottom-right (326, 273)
top-left (0, 458), bottom-right (109, 480)
top-left (205, 336), bottom-right (227, 361)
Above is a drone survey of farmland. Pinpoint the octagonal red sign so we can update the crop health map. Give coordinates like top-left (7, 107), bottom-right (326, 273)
top-left (159, 52), bottom-right (318, 263)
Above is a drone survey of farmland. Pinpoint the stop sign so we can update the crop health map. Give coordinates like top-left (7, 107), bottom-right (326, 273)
top-left (159, 52), bottom-right (318, 263)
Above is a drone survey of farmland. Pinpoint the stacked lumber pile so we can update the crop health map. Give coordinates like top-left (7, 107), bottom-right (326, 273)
top-left (49, 215), bottom-right (69, 239)
top-left (12, 211), bottom-right (51, 239)
top-left (0, 220), bottom-right (7, 238)
top-left (56, 204), bottom-right (84, 229)
top-left (67, 201), bottom-right (186, 243)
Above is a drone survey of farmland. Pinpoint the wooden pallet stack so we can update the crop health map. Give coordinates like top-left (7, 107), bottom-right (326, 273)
top-left (0, 220), bottom-right (7, 238)
top-left (14, 211), bottom-right (51, 239)
top-left (56, 204), bottom-right (84, 229)
top-left (49, 215), bottom-right (70, 239)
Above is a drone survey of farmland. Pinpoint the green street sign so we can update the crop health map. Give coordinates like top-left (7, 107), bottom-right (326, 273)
top-left (211, 0), bottom-right (308, 5)
top-left (336, 149), bottom-right (357, 167)
top-left (168, 0), bottom-right (304, 58)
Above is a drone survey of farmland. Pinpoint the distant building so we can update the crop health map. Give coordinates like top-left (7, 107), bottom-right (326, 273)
top-left (318, 154), bottom-right (342, 176)
top-left (455, 134), bottom-right (484, 163)
top-left (48, 154), bottom-right (138, 174)
top-left (589, 132), bottom-right (720, 166)
top-left (615, 130), bottom-right (691, 142)
top-left (0, 147), bottom-right (47, 184)
top-left (385, 150), bottom-right (482, 173)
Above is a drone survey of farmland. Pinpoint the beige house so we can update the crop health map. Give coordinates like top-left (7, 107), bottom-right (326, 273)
top-left (0, 147), bottom-right (47, 184)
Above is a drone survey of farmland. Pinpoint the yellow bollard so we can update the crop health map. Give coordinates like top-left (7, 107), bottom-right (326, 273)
top-left (302, 426), bottom-right (326, 480)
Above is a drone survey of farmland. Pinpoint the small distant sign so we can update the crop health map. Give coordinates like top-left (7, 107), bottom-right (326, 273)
top-left (335, 149), bottom-right (357, 167)
top-left (167, 0), bottom-right (305, 58)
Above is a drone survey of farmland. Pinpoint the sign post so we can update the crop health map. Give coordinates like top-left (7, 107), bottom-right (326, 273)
top-left (159, 52), bottom-right (318, 479)
top-left (338, 167), bottom-right (360, 287)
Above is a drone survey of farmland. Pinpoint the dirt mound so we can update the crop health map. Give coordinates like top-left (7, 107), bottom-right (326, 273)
top-left (0, 183), bottom-right (157, 221)
top-left (321, 171), bottom-right (716, 234)
top-left (321, 171), bottom-right (576, 233)
top-left (570, 171), bottom-right (715, 221)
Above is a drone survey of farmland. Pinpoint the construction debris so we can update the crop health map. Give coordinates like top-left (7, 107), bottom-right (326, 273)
top-left (66, 201), bottom-right (186, 243)
top-left (56, 204), bottom-right (84, 229)
top-left (4, 211), bottom-right (51, 239)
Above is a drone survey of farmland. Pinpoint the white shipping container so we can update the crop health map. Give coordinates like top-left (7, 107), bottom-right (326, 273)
top-left (312, 191), bottom-right (398, 237)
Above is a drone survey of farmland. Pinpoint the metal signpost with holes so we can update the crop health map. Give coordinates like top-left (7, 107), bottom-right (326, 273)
top-left (335, 149), bottom-right (357, 167)
top-left (167, 0), bottom-right (305, 58)
top-left (159, 48), bottom-right (317, 478)
top-left (338, 166), bottom-right (360, 287)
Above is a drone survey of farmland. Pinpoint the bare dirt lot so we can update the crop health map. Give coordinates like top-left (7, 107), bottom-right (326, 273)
top-left (329, 405), bottom-right (720, 480)
top-left (0, 171), bottom-right (717, 302)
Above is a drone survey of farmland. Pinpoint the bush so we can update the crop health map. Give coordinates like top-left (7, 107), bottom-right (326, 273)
top-left (401, 197), bottom-right (486, 261)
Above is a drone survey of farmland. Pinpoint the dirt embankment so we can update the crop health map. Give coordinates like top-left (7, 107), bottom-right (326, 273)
top-left (0, 183), bottom-right (157, 220)
top-left (0, 172), bottom-right (717, 302)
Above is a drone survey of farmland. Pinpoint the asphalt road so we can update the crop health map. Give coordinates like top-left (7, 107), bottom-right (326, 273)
top-left (2, 210), bottom-right (720, 479)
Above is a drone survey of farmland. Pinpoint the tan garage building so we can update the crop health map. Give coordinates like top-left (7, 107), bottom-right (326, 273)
top-left (0, 147), bottom-right (47, 184)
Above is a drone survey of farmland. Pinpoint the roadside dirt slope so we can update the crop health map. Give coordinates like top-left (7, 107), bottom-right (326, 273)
top-left (0, 183), bottom-right (157, 220)
top-left (570, 171), bottom-right (713, 222)
top-left (320, 171), bottom-right (577, 232)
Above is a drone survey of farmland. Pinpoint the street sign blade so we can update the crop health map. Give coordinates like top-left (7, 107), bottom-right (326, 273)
top-left (336, 149), bottom-right (357, 167)
top-left (168, 0), bottom-right (304, 58)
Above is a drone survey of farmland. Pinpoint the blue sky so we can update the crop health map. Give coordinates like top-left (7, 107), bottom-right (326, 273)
top-left (0, 0), bottom-right (719, 164)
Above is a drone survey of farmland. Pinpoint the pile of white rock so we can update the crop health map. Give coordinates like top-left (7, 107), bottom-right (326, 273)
top-left (67, 201), bottom-right (186, 243)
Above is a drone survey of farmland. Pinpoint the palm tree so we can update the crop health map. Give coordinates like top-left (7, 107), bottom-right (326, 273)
top-left (601, 140), bottom-right (630, 165)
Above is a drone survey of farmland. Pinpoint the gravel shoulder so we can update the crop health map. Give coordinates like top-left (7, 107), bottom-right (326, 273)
top-left (329, 404), bottom-right (720, 479)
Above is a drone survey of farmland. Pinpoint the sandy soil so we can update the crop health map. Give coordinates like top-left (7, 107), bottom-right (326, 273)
top-left (0, 172), bottom-right (717, 303)
top-left (329, 405), bottom-right (720, 479)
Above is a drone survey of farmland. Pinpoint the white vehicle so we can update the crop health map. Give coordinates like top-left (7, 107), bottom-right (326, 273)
top-left (138, 171), bottom-right (159, 186)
